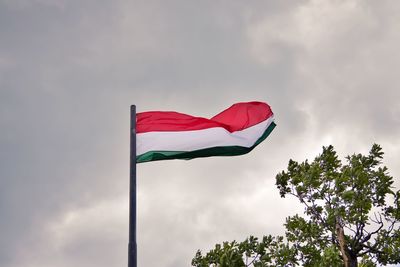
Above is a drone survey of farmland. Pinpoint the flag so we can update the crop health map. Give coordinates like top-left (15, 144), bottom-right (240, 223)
top-left (136, 101), bottom-right (275, 163)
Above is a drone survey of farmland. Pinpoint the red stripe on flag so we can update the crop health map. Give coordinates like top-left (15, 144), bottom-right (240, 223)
top-left (136, 101), bottom-right (273, 133)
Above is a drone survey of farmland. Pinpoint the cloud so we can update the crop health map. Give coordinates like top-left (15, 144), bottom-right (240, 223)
top-left (1, 0), bottom-right (66, 9)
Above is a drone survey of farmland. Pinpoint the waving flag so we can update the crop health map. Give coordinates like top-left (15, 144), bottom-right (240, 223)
top-left (136, 101), bottom-right (275, 163)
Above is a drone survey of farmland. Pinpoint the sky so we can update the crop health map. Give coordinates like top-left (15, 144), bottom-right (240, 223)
top-left (0, 0), bottom-right (400, 266)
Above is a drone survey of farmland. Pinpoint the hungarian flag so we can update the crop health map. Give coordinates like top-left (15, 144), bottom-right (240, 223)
top-left (136, 101), bottom-right (275, 163)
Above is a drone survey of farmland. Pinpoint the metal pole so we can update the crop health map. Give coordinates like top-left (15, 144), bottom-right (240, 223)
top-left (128, 105), bottom-right (137, 267)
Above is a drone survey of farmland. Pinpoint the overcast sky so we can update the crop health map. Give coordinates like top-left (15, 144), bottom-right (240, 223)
top-left (1, 0), bottom-right (400, 266)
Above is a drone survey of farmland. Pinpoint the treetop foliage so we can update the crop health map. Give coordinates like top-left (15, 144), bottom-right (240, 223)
top-left (192, 144), bottom-right (400, 267)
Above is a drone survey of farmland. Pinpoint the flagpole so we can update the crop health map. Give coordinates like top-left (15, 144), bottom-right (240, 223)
top-left (128, 105), bottom-right (137, 267)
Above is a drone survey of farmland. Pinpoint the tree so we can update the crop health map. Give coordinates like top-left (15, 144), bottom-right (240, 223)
top-left (192, 144), bottom-right (400, 267)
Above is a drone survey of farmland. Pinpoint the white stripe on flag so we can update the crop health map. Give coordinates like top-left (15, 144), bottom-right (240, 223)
top-left (137, 116), bottom-right (274, 155)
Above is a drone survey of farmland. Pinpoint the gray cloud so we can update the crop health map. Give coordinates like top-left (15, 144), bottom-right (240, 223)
top-left (1, 0), bottom-right (399, 266)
